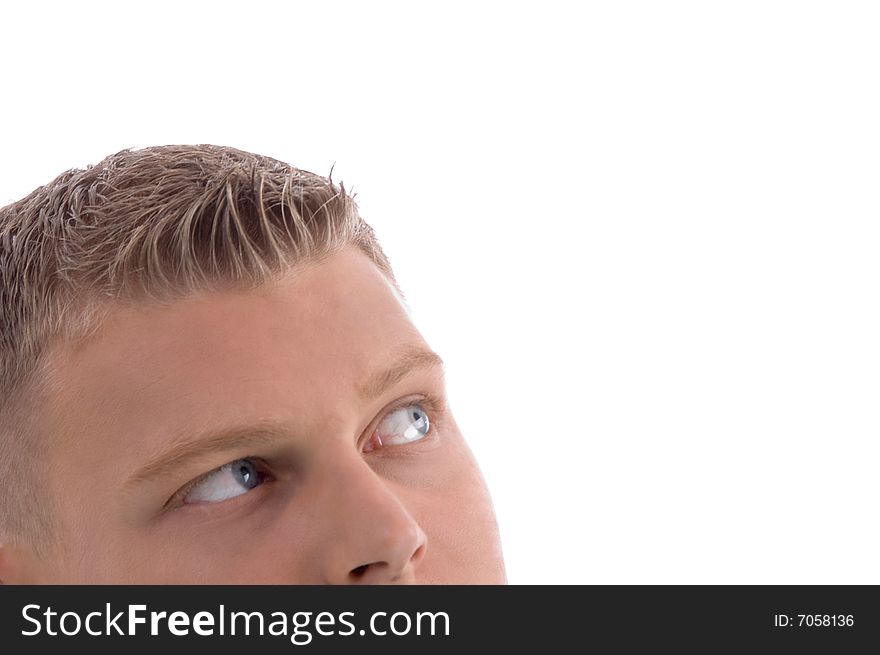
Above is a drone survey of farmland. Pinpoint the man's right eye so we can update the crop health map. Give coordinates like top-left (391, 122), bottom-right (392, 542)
top-left (177, 458), bottom-right (267, 504)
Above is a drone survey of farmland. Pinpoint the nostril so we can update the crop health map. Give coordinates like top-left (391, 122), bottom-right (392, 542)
top-left (411, 543), bottom-right (426, 564)
top-left (350, 564), bottom-right (369, 578)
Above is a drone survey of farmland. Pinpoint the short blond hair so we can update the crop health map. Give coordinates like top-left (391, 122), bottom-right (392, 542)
top-left (0, 144), bottom-right (397, 549)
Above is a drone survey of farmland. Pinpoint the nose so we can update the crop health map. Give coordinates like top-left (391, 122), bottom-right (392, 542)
top-left (317, 453), bottom-right (428, 584)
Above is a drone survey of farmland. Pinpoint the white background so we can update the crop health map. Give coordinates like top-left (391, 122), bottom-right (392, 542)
top-left (2, 2), bottom-right (878, 583)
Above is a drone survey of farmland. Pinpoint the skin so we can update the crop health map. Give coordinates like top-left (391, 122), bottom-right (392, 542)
top-left (0, 245), bottom-right (506, 583)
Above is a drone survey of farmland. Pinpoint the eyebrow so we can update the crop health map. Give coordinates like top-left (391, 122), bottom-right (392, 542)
top-left (125, 345), bottom-right (444, 488)
top-left (358, 346), bottom-right (444, 402)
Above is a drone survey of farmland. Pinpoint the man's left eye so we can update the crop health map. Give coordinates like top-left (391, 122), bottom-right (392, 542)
top-left (363, 403), bottom-right (431, 452)
top-left (183, 459), bottom-right (265, 504)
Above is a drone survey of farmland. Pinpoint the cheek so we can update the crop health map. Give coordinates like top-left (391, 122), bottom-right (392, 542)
top-left (139, 508), bottom-right (318, 583)
top-left (407, 440), bottom-right (505, 583)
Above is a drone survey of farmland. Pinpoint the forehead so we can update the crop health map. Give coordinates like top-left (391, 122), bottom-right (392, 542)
top-left (41, 245), bottom-right (423, 456)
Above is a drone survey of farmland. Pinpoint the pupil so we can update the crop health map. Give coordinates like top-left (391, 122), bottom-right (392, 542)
top-left (413, 412), bottom-right (421, 420)
top-left (235, 461), bottom-right (255, 487)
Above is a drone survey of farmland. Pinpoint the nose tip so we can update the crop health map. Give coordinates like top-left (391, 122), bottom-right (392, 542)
top-left (315, 451), bottom-right (429, 585)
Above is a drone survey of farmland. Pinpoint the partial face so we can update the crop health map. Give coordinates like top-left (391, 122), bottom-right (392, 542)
top-left (28, 245), bottom-right (505, 583)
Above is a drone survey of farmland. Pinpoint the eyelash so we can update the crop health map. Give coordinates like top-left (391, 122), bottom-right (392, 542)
top-left (164, 391), bottom-right (446, 509)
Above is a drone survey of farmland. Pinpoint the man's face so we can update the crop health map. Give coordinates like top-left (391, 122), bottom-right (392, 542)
top-left (30, 245), bottom-right (505, 583)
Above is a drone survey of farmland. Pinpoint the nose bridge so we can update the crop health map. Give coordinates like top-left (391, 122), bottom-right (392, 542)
top-left (315, 448), bottom-right (427, 584)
